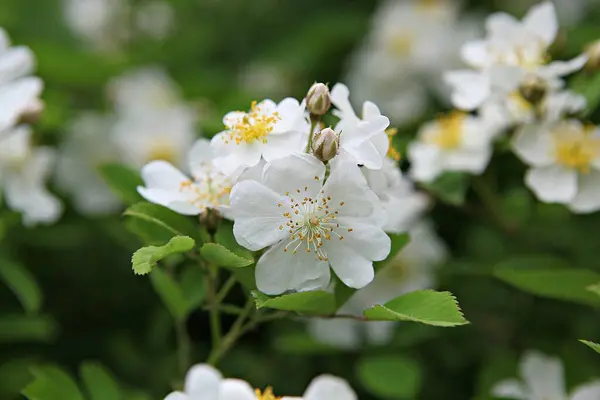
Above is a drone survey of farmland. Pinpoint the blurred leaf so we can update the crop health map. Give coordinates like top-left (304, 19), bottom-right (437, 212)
top-left (0, 358), bottom-right (36, 398)
top-left (580, 340), bottom-right (600, 355)
top-left (200, 243), bottom-right (253, 268)
top-left (0, 314), bottom-right (58, 343)
top-left (421, 172), bottom-right (469, 206)
top-left (98, 164), bottom-right (144, 205)
top-left (215, 220), bottom-right (253, 259)
top-left (501, 188), bottom-right (533, 227)
top-left (180, 266), bottom-right (207, 310)
top-left (357, 355), bottom-right (422, 399)
top-left (132, 236), bottom-right (195, 275)
top-left (0, 258), bottom-right (42, 314)
top-left (124, 202), bottom-right (201, 243)
top-left (363, 290), bottom-right (469, 327)
top-left (80, 362), bottom-right (121, 400)
top-left (274, 331), bottom-right (342, 355)
top-left (252, 290), bottom-right (336, 315)
top-left (150, 268), bottom-right (196, 323)
top-left (374, 233), bottom-right (410, 271)
top-left (494, 267), bottom-right (600, 307)
top-left (22, 365), bottom-right (84, 400)
top-left (570, 72), bottom-right (600, 116)
top-left (588, 283), bottom-right (600, 296)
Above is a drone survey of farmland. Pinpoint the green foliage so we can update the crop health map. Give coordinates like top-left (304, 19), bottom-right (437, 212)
top-left (0, 258), bottom-right (42, 314)
top-left (80, 363), bottom-right (121, 400)
top-left (363, 290), bottom-right (469, 327)
top-left (374, 233), bottom-right (410, 270)
top-left (570, 72), bottom-right (600, 116)
top-left (131, 236), bottom-right (195, 275)
top-left (150, 268), bottom-right (203, 323)
top-left (22, 365), bottom-right (85, 400)
top-left (98, 164), bottom-right (144, 205)
top-left (421, 172), bottom-right (469, 206)
top-left (252, 290), bottom-right (336, 315)
top-left (124, 202), bottom-right (201, 245)
top-left (357, 355), bottom-right (422, 399)
top-left (200, 243), bottom-right (253, 268)
top-left (0, 315), bottom-right (58, 343)
top-left (580, 340), bottom-right (600, 355)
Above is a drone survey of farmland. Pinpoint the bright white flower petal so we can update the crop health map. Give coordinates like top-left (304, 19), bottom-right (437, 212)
top-left (184, 364), bottom-right (222, 400)
top-left (303, 375), bottom-right (357, 400)
top-left (540, 54), bottom-right (589, 79)
top-left (307, 318), bottom-right (362, 350)
top-left (571, 382), bottom-right (600, 400)
top-left (219, 379), bottom-right (257, 400)
top-left (444, 70), bottom-right (490, 110)
top-left (262, 152), bottom-right (325, 197)
top-left (407, 142), bottom-right (443, 183)
top-left (326, 240), bottom-right (375, 289)
top-left (525, 165), bottom-right (578, 203)
top-left (491, 379), bottom-right (527, 399)
top-left (164, 392), bottom-right (188, 400)
top-left (568, 171), bottom-right (600, 213)
top-left (520, 351), bottom-right (566, 400)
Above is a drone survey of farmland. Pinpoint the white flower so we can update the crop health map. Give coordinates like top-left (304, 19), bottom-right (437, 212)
top-left (0, 28), bottom-right (43, 135)
top-left (309, 221), bottom-right (447, 348)
top-left (134, 1), bottom-right (174, 41)
top-left (210, 98), bottom-right (309, 177)
top-left (492, 351), bottom-right (600, 400)
top-left (0, 127), bottom-right (62, 226)
top-left (445, 1), bottom-right (587, 111)
top-left (230, 153), bottom-right (390, 294)
top-left (164, 363), bottom-right (357, 400)
top-left (55, 113), bottom-right (121, 215)
top-left (138, 138), bottom-right (232, 216)
top-left (407, 111), bottom-right (495, 183)
top-left (330, 83), bottom-right (390, 170)
top-left (362, 157), bottom-right (429, 233)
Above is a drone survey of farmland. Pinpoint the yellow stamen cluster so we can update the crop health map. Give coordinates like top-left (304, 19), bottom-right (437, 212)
top-left (554, 125), bottom-right (600, 174)
top-left (388, 33), bottom-right (413, 56)
top-left (386, 128), bottom-right (402, 162)
top-left (424, 111), bottom-right (465, 150)
top-left (178, 170), bottom-right (232, 212)
top-left (223, 101), bottom-right (281, 145)
top-left (255, 387), bottom-right (281, 400)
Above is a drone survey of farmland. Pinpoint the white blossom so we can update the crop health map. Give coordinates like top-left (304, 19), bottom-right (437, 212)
top-left (445, 1), bottom-right (587, 111)
top-left (407, 111), bottom-right (495, 183)
top-left (134, 1), bottom-right (175, 41)
top-left (210, 98), bottom-right (309, 177)
top-left (138, 139), bottom-right (232, 217)
top-left (330, 83), bottom-right (390, 170)
top-left (492, 351), bottom-right (600, 400)
top-left (229, 153), bottom-right (390, 294)
top-left (309, 221), bottom-right (447, 348)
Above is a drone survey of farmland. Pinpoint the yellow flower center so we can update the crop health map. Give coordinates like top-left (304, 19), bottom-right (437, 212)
top-left (554, 125), bottom-right (600, 174)
top-left (388, 32), bottom-right (413, 56)
top-left (423, 112), bottom-right (465, 150)
top-left (418, 0), bottom-right (442, 11)
top-left (386, 128), bottom-right (402, 162)
top-left (223, 101), bottom-right (281, 145)
top-left (147, 140), bottom-right (178, 164)
top-left (178, 167), bottom-right (232, 212)
top-left (255, 387), bottom-right (281, 400)
top-left (509, 91), bottom-right (533, 112)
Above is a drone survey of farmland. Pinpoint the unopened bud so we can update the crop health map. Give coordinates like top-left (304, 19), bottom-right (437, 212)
top-left (586, 40), bottom-right (600, 71)
top-left (306, 82), bottom-right (331, 116)
top-left (17, 99), bottom-right (44, 125)
top-left (311, 127), bottom-right (339, 163)
top-left (519, 75), bottom-right (547, 105)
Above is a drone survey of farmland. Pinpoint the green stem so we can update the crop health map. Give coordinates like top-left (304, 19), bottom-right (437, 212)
top-left (207, 299), bottom-right (254, 366)
top-left (471, 176), bottom-right (516, 235)
top-left (215, 276), bottom-right (237, 305)
top-left (207, 264), bottom-right (222, 349)
top-left (305, 116), bottom-right (320, 153)
top-left (175, 319), bottom-right (191, 376)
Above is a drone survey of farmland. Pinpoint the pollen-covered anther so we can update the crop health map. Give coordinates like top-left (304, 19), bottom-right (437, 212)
top-left (223, 100), bottom-right (281, 145)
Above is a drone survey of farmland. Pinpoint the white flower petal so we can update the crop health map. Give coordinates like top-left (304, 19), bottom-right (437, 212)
top-left (525, 165), bottom-right (577, 203)
top-left (187, 138), bottom-right (213, 173)
top-left (230, 180), bottom-right (288, 251)
top-left (0, 77), bottom-right (43, 132)
top-left (0, 46), bottom-right (35, 85)
top-left (262, 153), bottom-right (325, 198)
top-left (444, 70), bottom-right (490, 110)
top-left (362, 101), bottom-right (382, 120)
top-left (335, 218), bottom-right (390, 261)
top-left (365, 321), bottom-right (396, 345)
top-left (491, 379), bottom-right (527, 399)
top-left (568, 171), bottom-right (600, 213)
top-left (486, 12), bottom-right (521, 37)
top-left (342, 140), bottom-right (384, 170)
top-left (307, 318), bottom-right (361, 349)
top-left (303, 375), bottom-right (357, 400)
top-left (512, 125), bottom-right (554, 167)
top-left (137, 187), bottom-right (201, 215)
top-left (164, 392), bottom-right (188, 400)
top-left (523, 1), bottom-right (558, 45)
top-left (184, 364), bottom-right (222, 400)
top-left (219, 379), bottom-right (257, 400)
top-left (540, 54), bottom-right (588, 79)
top-left (330, 83), bottom-right (356, 119)
top-left (326, 240), bottom-right (374, 289)
top-left (261, 131), bottom-right (307, 163)
top-left (255, 239), bottom-right (330, 295)
top-left (210, 132), bottom-right (263, 177)
top-left (571, 382), bottom-right (600, 400)
top-left (461, 40), bottom-right (490, 68)
top-left (443, 148), bottom-right (492, 175)
top-left (407, 142), bottom-right (443, 183)
top-left (520, 351), bottom-right (566, 400)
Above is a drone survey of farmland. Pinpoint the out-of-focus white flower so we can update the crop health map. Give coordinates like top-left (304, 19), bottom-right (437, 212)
top-left (230, 153), bottom-right (390, 294)
top-left (363, 157), bottom-right (429, 233)
top-left (492, 351), bottom-right (600, 400)
top-left (138, 139), bottom-right (232, 217)
top-left (164, 363), bottom-right (357, 400)
top-left (445, 2), bottom-right (587, 111)
top-left (330, 83), bottom-right (390, 170)
top-left (56, 113), bottom-right (121, 215)
top-left (210, 98), bottom-right (309, 177)
top-left (239, 62), bottom-right (293, 99)
top-left (407, 111), bottom-right (495, 183)
top-left (502, 0), bottom-right (599, 27)
top-left (309, 221), bottom-right (447, 348)
top-left (134, 1), bottom-right (174, 40)
top-left (0, 127), bottom-right (62, 226)
top-left (346, 0), bottom-right (481, 125)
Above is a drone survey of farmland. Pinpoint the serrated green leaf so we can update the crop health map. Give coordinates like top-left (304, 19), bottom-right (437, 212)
top-left (0, 259), bottom-right (42, 314)
top-left (200, 243), bottom-right (253, 268)
top-left (150, 268), bottom-right (195, 322)
top-left (0, 314), bottom-right (58, 343)
top-left (357, 355), bottom-right (422, 399)
top-left (580, 340), bottom-right (600, 355)
top-left (251, 290), bottom-right (336, 315)
top-left (124, 202), bottom-right (200, 244)
top-left (363, 290), bottom-right (469, 327)
top-left (422, 172), bottom-right (469, 206)
top-left (98, 164), bottom-right (144, 205)
top-left (80, 363), bottom-right (121, 400)
top-left (22, 365), bottom-right (85, 400)
top-left (132, 236), bottom-right (195, 275)
top-left (494, 267), bottom-right (600, 307)
top-left (374, 233), bottom-right (410, 271)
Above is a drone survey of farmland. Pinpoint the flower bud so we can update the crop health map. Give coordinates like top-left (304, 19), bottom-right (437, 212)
top-left (306, 82), bottom-right (331, 116)
top-left (311, 127), bottom-right (339, 163)
top-left (586, 40), bottom-right (600, 71)
top-left (17, 99), bottom-right (44, 125)
top-left (519, 75), bottom-right (547, 105)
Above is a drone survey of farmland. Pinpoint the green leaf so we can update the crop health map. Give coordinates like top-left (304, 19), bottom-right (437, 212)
top-left (494, 267), bottom-right (600, 307)
top-left (580, 340), bottom-right (600, 355)
top-left (570, 72), bottom-right (600, 116)
top-left (132, 236), bottom-right (195, 275)
top-left (22, 365), bottom-right (85, 400)
top-left (0, 314), bottom-right (58, 343)
top-left (588, 283), bottom-right (600, 297)
top-left (215, 220), bottom-right (253, 260)
top-left (200, 243), bottom-right (253, 268)
top-left (0, 259), bottom-right (42, 314)
top-left (374, 233), bottom-right (410, 271)
top-left (363, 290), bottom-right (469, 327)
top-left (150, 268), bottom-right (196, 322)
top-left (98, 164), bottom-right (144, 205)
top-left (421, 172), bottom-right (469, 206)
top-left (180, 266), bottom-right (207, 310)
top-left (357, 355), bottom-right (422, 399)
top-left (80, 363), bottom-right (121, 400)
top-left (124, 202), bottom-right (200, 244)
top-left (251, 290), bottom-right (336, 315)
